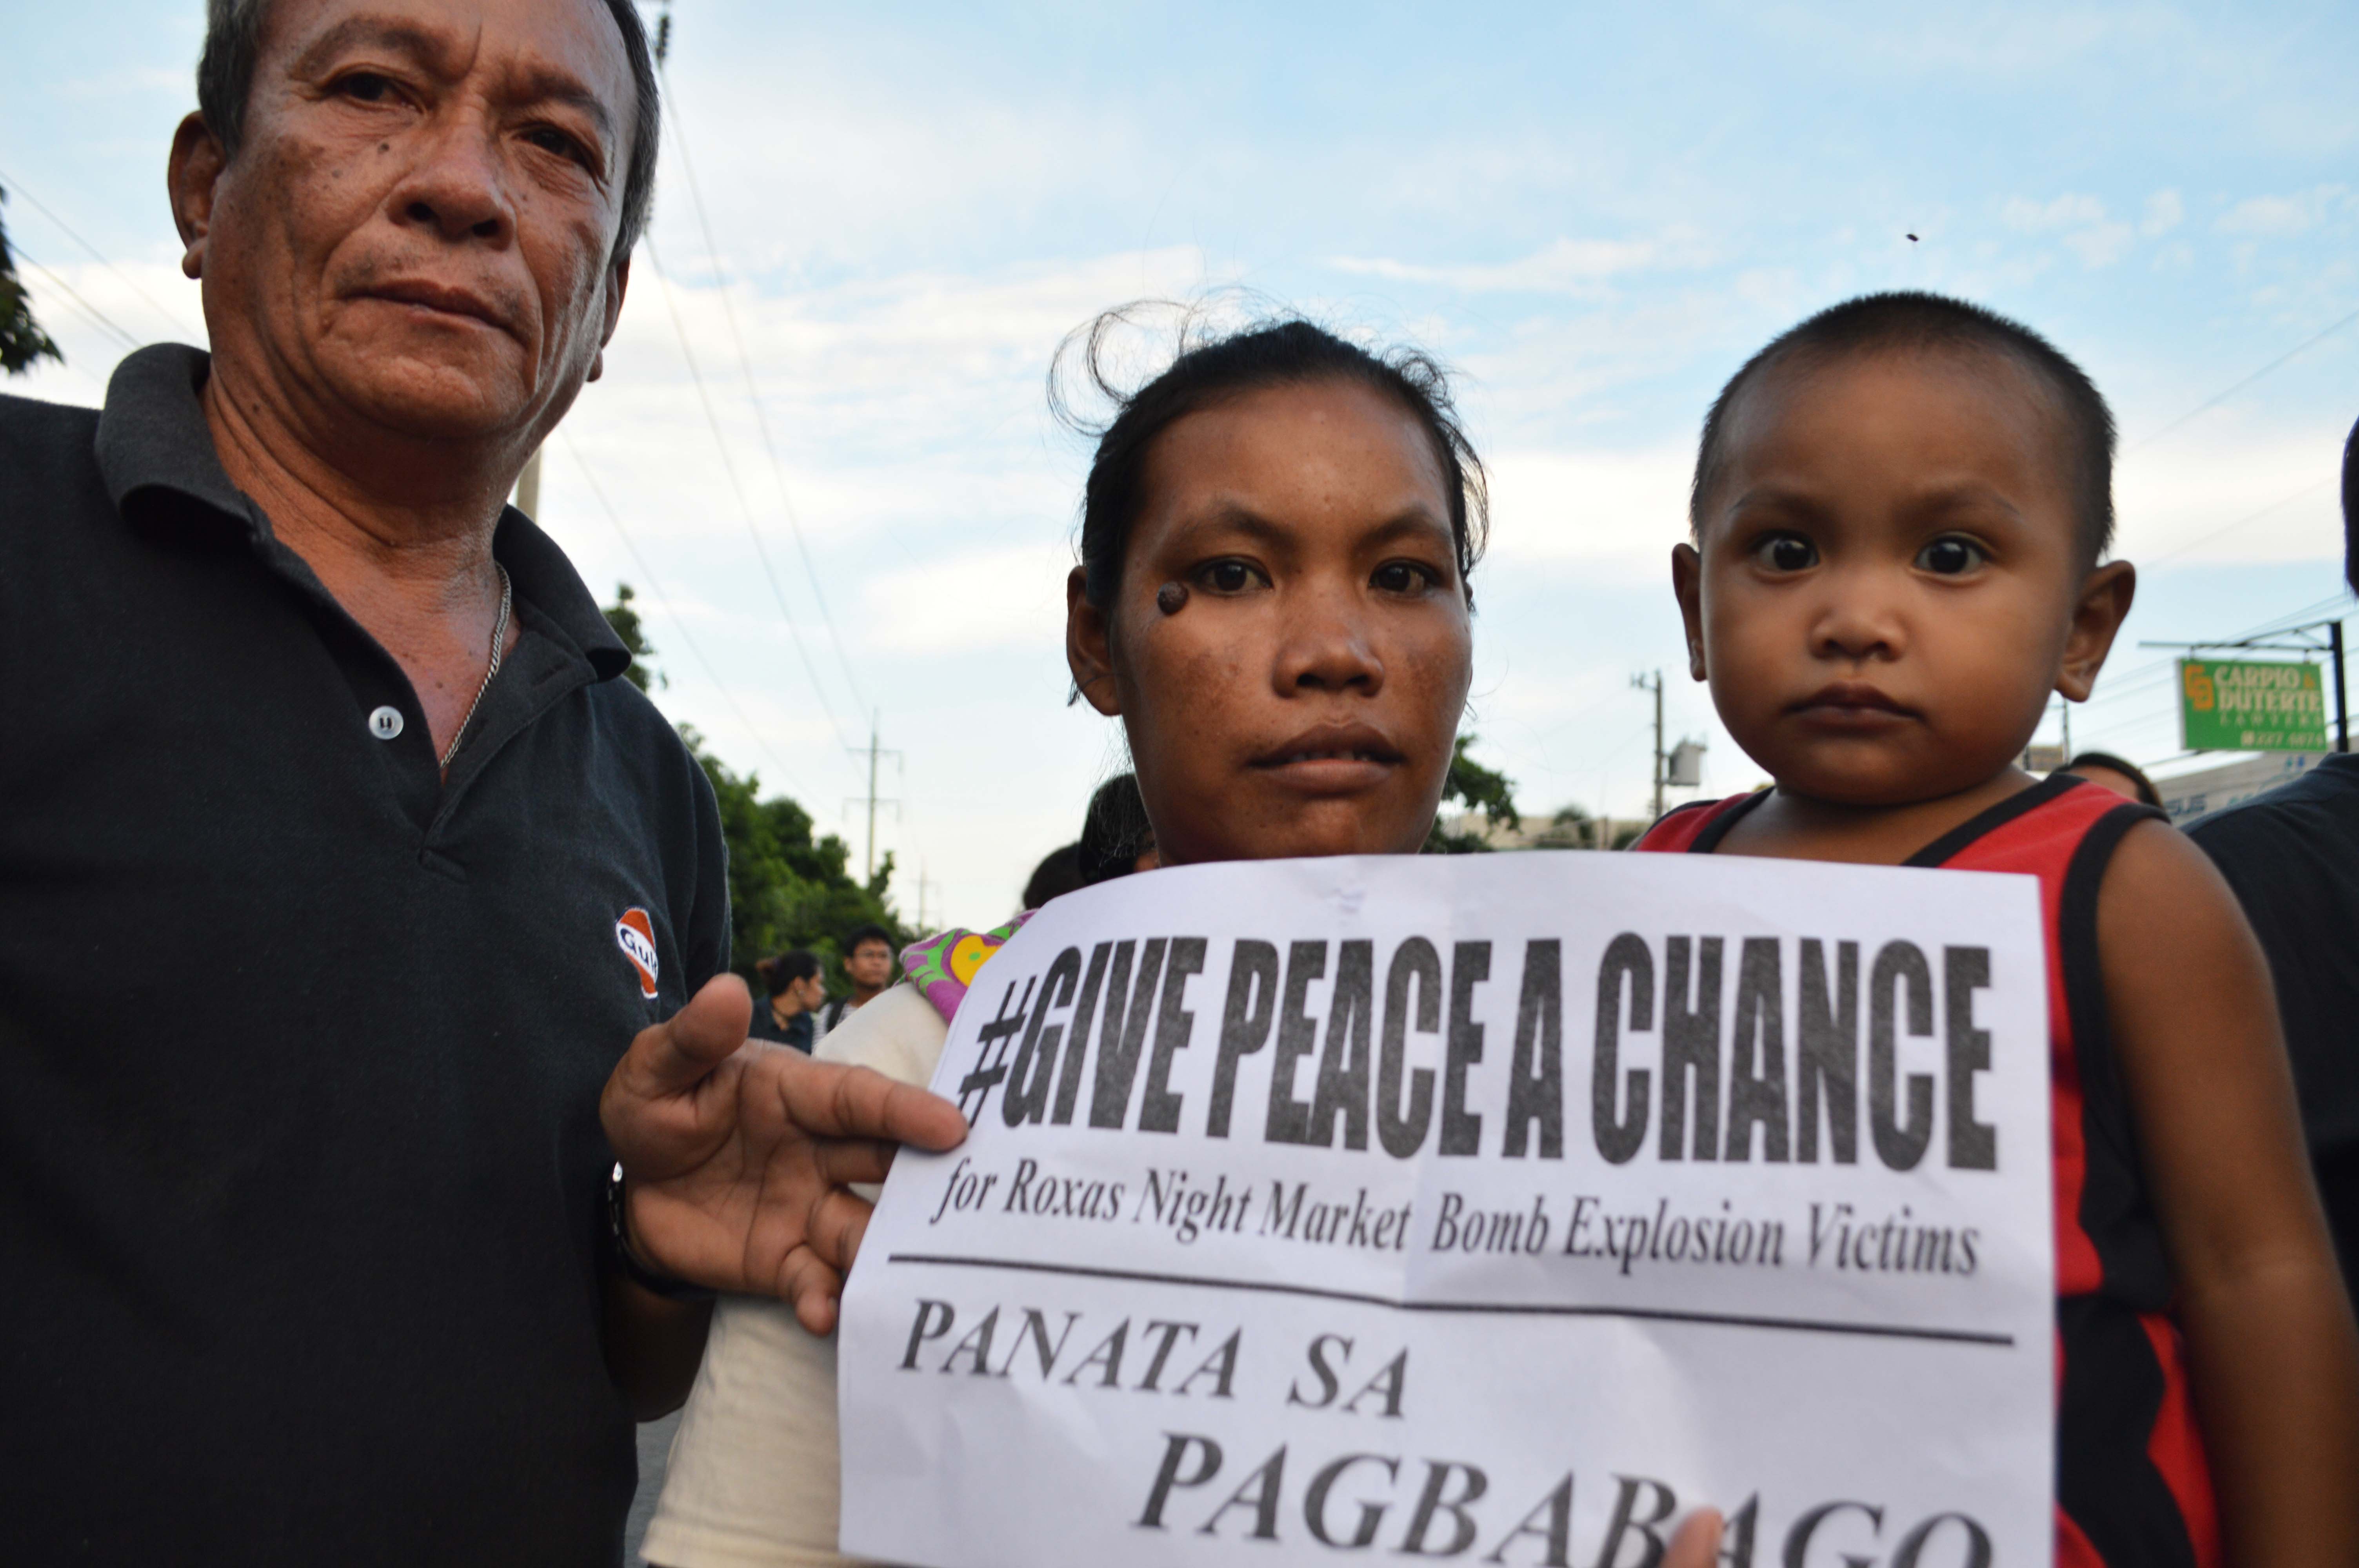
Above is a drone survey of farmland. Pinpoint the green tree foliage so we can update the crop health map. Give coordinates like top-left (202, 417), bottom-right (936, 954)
top-left (682, 726), bottom-right (906, 996)
top-left (1425, 734), bottom-right (1521, 854)
top-left (600, 582), bottom-right (664, 693)
top-left (601, 583), bottom-right (900, 992)
top-left (0, 189), bottom-right (63, 377)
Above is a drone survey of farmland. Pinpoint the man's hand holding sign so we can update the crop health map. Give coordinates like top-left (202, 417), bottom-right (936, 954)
top-left (603, 978), bottom-right (970, 1333)
top-left (836, 851), bottom-right (2051, 1568)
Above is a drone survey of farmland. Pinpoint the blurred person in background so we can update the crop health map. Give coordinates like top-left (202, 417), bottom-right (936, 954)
top-left (1078, 768), bottom-right (1160, 882)
top-left (749, 950), bottom-right (825, 1053)
top-left (815, 922), bottom-right (897, 1038)
top-left (2189, 415), bottom-right (2359, 1304)
top-left (2059, 749), bottom-right (2163, 808)
top-left (1016, 771), bottom-right (1163, 912)
top-left (1018, 841), bottom-right (1086, 909)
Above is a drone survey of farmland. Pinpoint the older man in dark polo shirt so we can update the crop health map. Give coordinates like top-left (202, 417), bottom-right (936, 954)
top-left (0, 0), bottom-right (960, 1561)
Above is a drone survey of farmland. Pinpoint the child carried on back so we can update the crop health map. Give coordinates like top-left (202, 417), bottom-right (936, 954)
top-left (1638, 292), bottom-right (2359, 1568)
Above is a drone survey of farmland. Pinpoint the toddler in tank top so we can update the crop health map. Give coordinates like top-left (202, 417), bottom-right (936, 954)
top-left (1635, 292), bottom-right (2357, 1568)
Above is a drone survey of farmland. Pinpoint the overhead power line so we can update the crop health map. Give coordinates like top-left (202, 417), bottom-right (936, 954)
top-left (639, 232), bottom-right (859, 760)
top-left (2081, 589), bottom-right (2356, 724)
top-left (2126, 304), bottom-right (2359, 454)
top-left (567, 434), bottom-right (939, 890)
top-left (655, 65), bottom-right (873, 721)
top-left (0, 167), bottom-right (204, 341)
top-left (557, 429), bottom-right (811, 793)
top-left (13, 249), bottom-right (142, 353)
top-left (642, 8), bottom-right (908, 880)
top-left (2142, 475), bottom-right (2337, 567)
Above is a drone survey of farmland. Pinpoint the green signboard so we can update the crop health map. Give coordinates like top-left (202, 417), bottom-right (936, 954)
top-left (2179, 658), bottom-right (2328, 753)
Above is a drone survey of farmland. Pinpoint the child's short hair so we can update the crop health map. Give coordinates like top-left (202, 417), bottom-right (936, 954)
top-left (1690, 291), bottom-right (2117, 566)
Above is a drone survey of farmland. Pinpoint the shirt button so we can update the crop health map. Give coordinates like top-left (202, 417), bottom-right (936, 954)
top-left (368, 705), bottom-right (405, 741)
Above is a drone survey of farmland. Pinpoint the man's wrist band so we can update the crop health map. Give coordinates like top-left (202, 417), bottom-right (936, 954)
top-left (605, 1162), bottom-right (718, 1303)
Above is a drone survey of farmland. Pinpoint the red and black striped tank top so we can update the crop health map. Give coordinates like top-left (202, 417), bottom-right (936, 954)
top-left (1637, 775), bottom-right (2219, 1568)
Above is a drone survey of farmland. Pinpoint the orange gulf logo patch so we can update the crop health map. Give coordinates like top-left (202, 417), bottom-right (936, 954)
top-left (615, 907), bottom-right (660, 998)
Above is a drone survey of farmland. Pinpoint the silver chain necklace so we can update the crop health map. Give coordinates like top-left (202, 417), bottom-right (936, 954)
top-left (440, 562), bottom-right (513, 771)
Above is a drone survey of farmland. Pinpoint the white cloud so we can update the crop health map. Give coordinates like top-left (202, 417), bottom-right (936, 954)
top-left (7, 255), bottom-right (206, 349)
top-left (2139, 190), bottom-right (2184, 238)
top-left (857, 542), bottom-right (1077, 656)
top-left (2002, 193), bottom-right (2110, 233)
top-left (2000, 193), bottom-right (2140, 269)
top-left (558, 244), bottom-right (1218, 562)
top-left (2114, 426), bottom-right (2352, 564)
top-left (1327, 231), bottom-right (1713, 295)
top-left (1734, 2), bottom-right (2164, 78)
top-left (2063, 223), bottom-right (2136, 269)
top-left (2214, 185), bottom-right (2353, 238)
top-left (1481, 445), bottom-right (1696, 569)
top-left (55, 65), bottom-right (187, 101)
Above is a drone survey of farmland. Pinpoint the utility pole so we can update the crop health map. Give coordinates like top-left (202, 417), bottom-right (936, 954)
top-left (844, 711), bottom-right (901, 882)
top-left (2335, 621), bottom-right (2350, 754)
top-left (1631, 670), bottom-right (1665, 822)
top-left (916, 861), bottom-right (942, 932)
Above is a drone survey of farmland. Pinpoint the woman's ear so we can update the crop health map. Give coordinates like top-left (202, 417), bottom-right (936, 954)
top-left (1067, 566), bottom-right (1122, 717)
top-left (1671, 542), bottom-right (1708, 681)
top-left (2058, 559), bottom-right (2135, 702)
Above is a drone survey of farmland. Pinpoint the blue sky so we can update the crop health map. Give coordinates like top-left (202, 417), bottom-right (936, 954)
top-left (7, 1), bottom-right (2355, 926)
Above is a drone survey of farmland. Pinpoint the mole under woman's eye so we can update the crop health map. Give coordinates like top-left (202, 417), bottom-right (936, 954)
top-left (1917, 536), bottom-right (1986, 575)
top-left (1754, 533), bottom-right (1817, 573)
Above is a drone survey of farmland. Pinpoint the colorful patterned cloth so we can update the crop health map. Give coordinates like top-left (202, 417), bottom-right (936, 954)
top-left (899, 912), bottom-right (1033, 1025)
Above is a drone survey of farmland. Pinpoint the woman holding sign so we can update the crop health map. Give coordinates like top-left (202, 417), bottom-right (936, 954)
top-left (641, 314), bottom-right (1725, 1568)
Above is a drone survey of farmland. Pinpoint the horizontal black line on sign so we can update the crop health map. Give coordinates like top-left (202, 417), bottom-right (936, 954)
top-left (884, 1252), bottom-right (2016, 1348)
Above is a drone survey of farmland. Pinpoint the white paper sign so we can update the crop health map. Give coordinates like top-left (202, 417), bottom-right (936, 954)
top-left (841, 852), bottom-right (2051, 1568)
